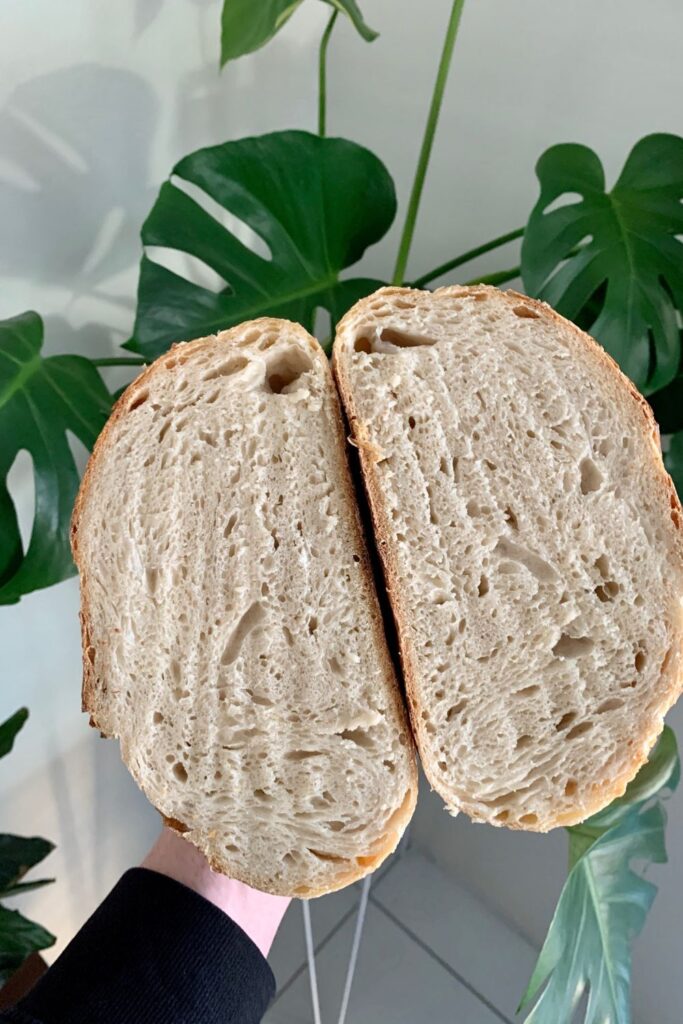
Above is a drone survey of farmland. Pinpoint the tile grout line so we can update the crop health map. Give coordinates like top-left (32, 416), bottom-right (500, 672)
top-left (270, 847), bottom-right (405, 1004)
top-left (271, 900), bottom-right (361, 1005)
top-left (414, 847), bottom-right (540, 956)
top-left (370, 896), bottom-right (515, 1024)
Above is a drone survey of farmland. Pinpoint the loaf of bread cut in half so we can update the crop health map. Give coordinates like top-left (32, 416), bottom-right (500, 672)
top-left (333, 285), bottom-right (683, 831)
top-left (71, 318), bottom-right (417, 896)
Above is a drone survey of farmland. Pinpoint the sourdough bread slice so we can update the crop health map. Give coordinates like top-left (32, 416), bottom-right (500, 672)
top-left (333, 285), bottom-right (683, 831)
top-left (71, 318), bottom-right (417, 896)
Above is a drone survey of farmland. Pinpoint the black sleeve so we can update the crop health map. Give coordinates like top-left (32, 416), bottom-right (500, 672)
top-left (1, 868), bottom-right (275, 1024)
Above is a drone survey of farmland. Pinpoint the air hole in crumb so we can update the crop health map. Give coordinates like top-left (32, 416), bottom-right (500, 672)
top-left (172, 762), bottom-right (188, 783)
top-left (266, 347), bottom-right (312, 394)
top-left (224, 512), bottom-right (238, 538)
top-left (504, 507), bottom-right (519, 530)
top-left (438, 760), bottom-right (448, 772)
top-left (635, 649), bottom-right (647, 672)
top-left (565, 779), bottom-right (578, 797)
top-left (516, 734), bottom-right (532, 750)
top-left (514, 684), bottom-right (539, 698)
top-left (446, 700), bottom-right (467, 722)
top-left (595, 581), bottom-right (620, 602)
top-left (495, 810), bottom-right (509, 822)
top-left (595, 554), bottom-right (610, 578)
top-left (477, 574), bottom-right (489, 597)
top-left (579, 457), bottom-right (602, 494)
top-left (152, 711), bottom-right (164, 725)
top-left (129, 390), bottom-right (149, 411)
top-left (519, 812), bottom-right (538, 825)
top-left (338, 728), bottom-right (374, 750)
top-left (254, 788), bottom-right (272, 802)
top-left (285, 749), bottom-right (323, 762)
top-left (552, 634), bottom-right (594, 658)
top-left (378, 327), bottom-right (437, 349)
top-left (308, 848), bottom-right (345, 863)
top-left (512, 305), bottom-right (540, 319)
top-left (203, 355), bottom-right (248, 381)
top-left (354, 335), bottom-right (372, 353)
top-left (597, 698), bottom-right (624, 714)
top-left (555, 711), bottom-right (577, 732)
top-left (308, 615), bottom-right (318, 635)
top-left (566, 721), bottom-right (593, 740)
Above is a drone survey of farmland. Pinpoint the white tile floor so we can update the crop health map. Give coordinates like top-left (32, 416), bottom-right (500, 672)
top-left (266, 846), bottom-right (537, 1024)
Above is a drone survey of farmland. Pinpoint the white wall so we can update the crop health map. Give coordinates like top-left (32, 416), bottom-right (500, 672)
top-left (1, 0), bottom-right (682, 1017)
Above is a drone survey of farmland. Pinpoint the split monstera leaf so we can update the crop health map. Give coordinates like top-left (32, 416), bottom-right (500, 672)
top-left (220, 0), bottom-right (377, 66)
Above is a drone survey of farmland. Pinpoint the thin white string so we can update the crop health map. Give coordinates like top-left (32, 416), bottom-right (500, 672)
top-left (303, 898), bottom-right (323, 1024)
top-left (337, 874), bottom-right (372, 1024)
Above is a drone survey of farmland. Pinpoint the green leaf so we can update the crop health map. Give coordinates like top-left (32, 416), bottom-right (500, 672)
top-left (521, 134), bottom-right (683, 393)
top-left (665, 431), bottom-right (683, 499)
top-left (321, 0), bottom-right (377, 41)
top-left (0, 835), bottom-right (55, 894)
top-left (0, 878), bottom-right (54, 899)
top-left (220, 0), bottom-right (376, 65)
top-left (521, 728), bottom-right (679, 1024)
top-left (521, 805), bottom-right (666, 1023)
top-left (596, 727), bottom-right (679, 818)
top-left (649, 372), bottom-right (683, 434)
top-left (0, 906), bottom-right (54, 984)
top-left (131, 131), bottom-right (395, 359)
top-left (0, 312), bottom-right (112, 603)
top-left (0, 709), bottom-right (28, 759)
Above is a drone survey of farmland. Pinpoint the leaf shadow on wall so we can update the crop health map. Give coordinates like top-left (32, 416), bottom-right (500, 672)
top-left (133, 0), bottom-right (215, 38)
top-left (0, 64), bottom-right (158, 294)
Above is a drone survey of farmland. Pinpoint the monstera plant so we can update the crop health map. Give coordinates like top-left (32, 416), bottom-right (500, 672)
top-left (2, 0), bottom-right (682, 1017)
top-left (0, 710), bottom-right (55, 986)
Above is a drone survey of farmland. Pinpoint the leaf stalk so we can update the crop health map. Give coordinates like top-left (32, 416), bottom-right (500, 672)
top-left (392, 0), bottom-right (467, 285)
top-left (318, 10), bottom-right (339, 137)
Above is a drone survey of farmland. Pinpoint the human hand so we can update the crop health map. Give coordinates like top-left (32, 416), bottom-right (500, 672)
top-left (141, 827), bottom-right (291, 957)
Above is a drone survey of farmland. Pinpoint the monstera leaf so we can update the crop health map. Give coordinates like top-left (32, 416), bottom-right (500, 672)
top-left (650, 373), bottom-right (683, 435)
top-left (0, 312), bottom-right (111, 604)
top-left (0, 709), bottom-right (28, 759)
top-left (0, 906), bottom-right (55, 984)
top-left (0, 835), bottom-right (54, 899)
top-left (130, 131), bottom-right (395, 359)
top-left (0, 709), bottom-right (55, 980)
top-left (521, 727), bottom-right (679, 1024)
top-left (220, 0), bottom-right (377, 65)
top-left (666, 432), bottom-right (683, 499)
top-left (522, 134), bottom-right (683, 393)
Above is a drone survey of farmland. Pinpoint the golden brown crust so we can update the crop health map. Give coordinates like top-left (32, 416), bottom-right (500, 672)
top-left (333, 284), bottom-right (683, 832)
top-left (71, 317), bottom-right (417, 894)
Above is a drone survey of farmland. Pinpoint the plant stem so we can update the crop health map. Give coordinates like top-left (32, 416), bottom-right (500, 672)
top-left (412, 227), bottom-right (524, 288)
top-left (392, 0), bottom-right (467, 286)
top-left (318, 9), bottom-right (339, 137)
top-left (464, 264), bottom-right (521, 288)
top-left (93, 357), bottom-right (146, 367)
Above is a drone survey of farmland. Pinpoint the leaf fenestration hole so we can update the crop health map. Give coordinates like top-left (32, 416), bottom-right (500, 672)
top-left (170, 175), bottom-right (273, 261)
